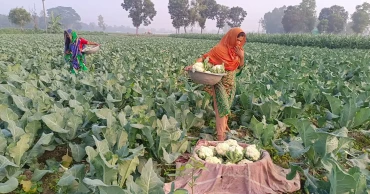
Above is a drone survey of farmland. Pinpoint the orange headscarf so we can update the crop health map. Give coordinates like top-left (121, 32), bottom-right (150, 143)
top-left (203, 27), bottom-right (246, 71)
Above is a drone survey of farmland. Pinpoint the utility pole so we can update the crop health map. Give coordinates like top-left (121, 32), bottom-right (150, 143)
top-left (42, 0), bottom-right (47, 33)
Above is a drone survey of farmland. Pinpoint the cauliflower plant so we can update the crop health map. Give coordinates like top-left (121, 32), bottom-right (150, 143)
top-left (238, 159), bottom-right (253, 165)
top-left (245, 145), bottom-right (261, 161)
top-left (205, 156), bottom-right (222, 164)
top-left (192, 62), bottom-right (205, 72)
top-left (197, 146), bottom-right (214, 159)
top-left (215, 142), bottom-right (229, 156)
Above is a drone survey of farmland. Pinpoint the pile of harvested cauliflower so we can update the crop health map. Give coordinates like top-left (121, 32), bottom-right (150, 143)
top-left (196, 139), bottom-right (261, 165)
top-left (191, 57), bottom-right (226, 74)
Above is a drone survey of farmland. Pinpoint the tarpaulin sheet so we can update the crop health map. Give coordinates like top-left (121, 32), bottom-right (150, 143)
top-left (164, 140), bottom-right (301, 194)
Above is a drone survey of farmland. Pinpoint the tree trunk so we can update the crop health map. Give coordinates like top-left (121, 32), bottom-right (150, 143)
top-left (42, 0), bottom-right (47, 33)
top-left (184, 27), bottom-right (187, 34)
top-left (218, 28), bottom-right (220, 34)
top-left (136, 27), bottom-right (139, 35)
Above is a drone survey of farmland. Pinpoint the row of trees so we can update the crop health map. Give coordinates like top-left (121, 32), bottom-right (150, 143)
top-left (120, 0), bottom-right (247, 34)
top-left (167, 0), bottom-right (247, 34)
top-left (4, 0), bottom-right (247, 35)
top-left (262, 0), bottom-right (370, 34)
top-left (4, 6), bottom-right (107, 33)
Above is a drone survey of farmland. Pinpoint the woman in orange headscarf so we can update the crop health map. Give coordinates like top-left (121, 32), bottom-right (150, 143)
top-left (185, 27), bottom-right (246, 141)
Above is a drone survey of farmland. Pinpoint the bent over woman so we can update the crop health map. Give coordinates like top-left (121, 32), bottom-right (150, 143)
top-left (185, 27), bottom-right (246, 141)
top-left (64, 29), bottom-right (99, 74)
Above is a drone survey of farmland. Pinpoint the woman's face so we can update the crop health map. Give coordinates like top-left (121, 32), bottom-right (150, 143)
top-left (236, 35), bottom-right (245, 47)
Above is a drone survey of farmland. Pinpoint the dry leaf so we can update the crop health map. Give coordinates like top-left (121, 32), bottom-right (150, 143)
top-left (61, 154), bottom-right (73, 168)
top-left (21, 180), bottom-right (35, 192)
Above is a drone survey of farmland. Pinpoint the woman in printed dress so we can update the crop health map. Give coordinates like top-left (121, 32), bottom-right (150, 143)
top-left (64, 29), bottom-right (99, 74)
top-left (184, 27), bottom-right (246, 141)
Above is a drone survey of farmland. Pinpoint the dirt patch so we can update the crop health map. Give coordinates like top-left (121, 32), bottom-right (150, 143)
top-left (349, 131), bottom-right (370, 151)
top-left (234, 126), bottom-right (252, 139)
top-left (263, 146), bottom-right (296, 169)
top-left (38, 145), bottom-right (71, 164)
top-left (40, 172), bottom-right (64, 194)
top-left (23, 169), bottom-right (33, 180)
top-left (229, 112), bottom-right (239, 123)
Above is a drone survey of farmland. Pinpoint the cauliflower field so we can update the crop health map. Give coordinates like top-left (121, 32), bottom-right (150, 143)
top-left (0, 34), bottom-right (369, 193)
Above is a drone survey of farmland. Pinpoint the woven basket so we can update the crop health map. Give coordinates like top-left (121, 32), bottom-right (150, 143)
top-left (82, 45), bottom-right (100, 55)
top-left (187, 70), bottom-right (226, 85)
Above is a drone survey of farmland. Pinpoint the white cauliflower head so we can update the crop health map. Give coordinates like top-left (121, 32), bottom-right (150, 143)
top-left (215, 142), bottom-right (230, 156)
top-left (226, 145), bottom-right (244, 163)
top-left (205, 156), bottom-right (222, 164)
top-left (228, 145), bottom-right (244, 156)
top-left (238, 159), bottom-right (253, 165)
top-left (208, 146), bottom-right (216, 155)
top-left (192, 62), bottom-right (205, 72)
top-left (197, 146), bottom-right (214, 159)
top-left (225, 139), bottom-right (239, 147)
top-left (245, 145), bottom-right (261, 161)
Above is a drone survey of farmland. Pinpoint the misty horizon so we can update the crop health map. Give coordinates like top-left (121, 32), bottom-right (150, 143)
top-left (0, 0), bottom-right (367, 33)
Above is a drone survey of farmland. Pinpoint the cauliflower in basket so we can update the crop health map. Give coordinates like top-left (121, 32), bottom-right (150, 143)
top-left (245, 145), bottom-right (261, 161)
top-left (225, 139), bottom-right (239, 147)
top-left (205, 156), bottom-right (222, 164)
top-left (208, 146), bottom-right (216, 155)
top-left (192, 62), bottom-right (205, 72)
top-left (238, 159), bottom-right (253, 165)
top-left (226, 145), bottom-right (244, 164)
top-left (215, 142), bottom-right (230, 156)
top-left (211, 64), bottom-right (225, 74)
top-left (229, 145), bottom-right (244, 156)
top-left (197, 146), bottom-right (214, 159)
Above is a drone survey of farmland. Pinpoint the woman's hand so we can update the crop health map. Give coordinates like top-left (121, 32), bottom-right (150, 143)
top-left (235, 47), bottom-right (244, 58)
top-left (184, 66), bottom-right (193, 71)
top-left (88, 41), bottom-right (99, 46)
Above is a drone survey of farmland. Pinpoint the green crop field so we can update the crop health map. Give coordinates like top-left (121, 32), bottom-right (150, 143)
top-left (0, 34), bottom-right (369, 194)
top-left (170, 33), bottom-right (370, 49)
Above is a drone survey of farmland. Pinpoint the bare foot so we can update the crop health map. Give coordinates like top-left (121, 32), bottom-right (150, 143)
top-left (217, 133), bottom-right (225, 141)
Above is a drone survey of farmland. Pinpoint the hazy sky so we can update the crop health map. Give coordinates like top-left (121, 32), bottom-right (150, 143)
top-left (1, 0), bottom-right (368, 32)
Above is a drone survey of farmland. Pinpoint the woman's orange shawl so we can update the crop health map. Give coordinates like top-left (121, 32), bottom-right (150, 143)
top-left (203, 27), bottom-right (246, 71)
